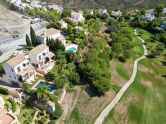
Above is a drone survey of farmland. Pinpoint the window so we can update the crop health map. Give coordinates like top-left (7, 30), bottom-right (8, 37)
top-left (17, 67), bottom-right (21, 72)
top-left (42, 53), bottom-right (45, 56)
top-left (11, 69), bottom-right (13, 72)
top-left (39, 55), bottom-right (41, 60)
top-left (23, 63), bottom-right (26, 67)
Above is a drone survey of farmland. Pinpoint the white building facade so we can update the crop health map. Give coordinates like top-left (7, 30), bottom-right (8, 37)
top-left (2, 55), bottom-right (35, 86)
top-left (28, 44), bottom-right (55, 74)
top-left (71, 11), bottom-right (85, 22)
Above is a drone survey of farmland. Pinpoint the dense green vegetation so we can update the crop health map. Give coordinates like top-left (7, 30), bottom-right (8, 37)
top-left (49, 0), bottom-right (166, 9)
top-left (0, 87), bottom-right (8, 95)
top-left (65, 108), bottom-right (87, 124)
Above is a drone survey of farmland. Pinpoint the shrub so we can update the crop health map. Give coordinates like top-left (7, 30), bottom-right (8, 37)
top-left (7, 98), bottom-right (16, 112)
top-left (0, 51), bottom-right (2, 56)
top-left (0, 87), bottom-right (8, 95)
top-left (52, 102), bottom-right (63, 119)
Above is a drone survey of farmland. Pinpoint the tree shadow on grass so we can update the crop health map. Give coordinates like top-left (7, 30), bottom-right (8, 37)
top-left (161, 75), bottom-right (166, 78)
top-left (85, 85), bottom-right (102, 97)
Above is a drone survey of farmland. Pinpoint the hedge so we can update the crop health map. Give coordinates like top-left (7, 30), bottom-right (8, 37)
top-left (7, 98), bottom-right (16, 112)
top-left (0, 87), bottom-right (8, 95)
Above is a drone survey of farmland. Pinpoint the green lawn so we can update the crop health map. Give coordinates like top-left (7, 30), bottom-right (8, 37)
top-left (121, 27), bottom-right (144, 59)
top-left (65, 108), bottom-right (87, 124)
top-left (104, 27), bottom-right (166, 124)
top-left (136, 28), bottom-right (151, 41)
top-left (116, 67), bottom-right (130, 80)
top-left (0, 94), bottom-right (8, 103)
top-left (18, 106), bottom-right (35, 124)
top-left (104, 57), bottom-right (166, 124)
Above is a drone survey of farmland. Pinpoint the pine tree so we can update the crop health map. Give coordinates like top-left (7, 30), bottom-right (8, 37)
top-left (30, 26), bottom-right (37, 46)
top-left (26, 34), bottom-right (32, 46)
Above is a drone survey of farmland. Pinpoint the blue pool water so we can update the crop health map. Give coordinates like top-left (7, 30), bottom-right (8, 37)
top-left (35, 81), bottom-right (56, 93)
top-left (66, 47), bottom-right (77, 52)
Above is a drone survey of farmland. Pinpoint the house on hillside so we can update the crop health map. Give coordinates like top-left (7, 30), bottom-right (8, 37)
top-left (141, 9), bottom-right (155, 21)
top-left (0, 96), bottom-right (19, 124)
top-left (99, 9), bottom-right (108, 15)
top-left (157, 21), bottom-right (166, 30)
top-left (30, 1), bottom-right (42, 8)
top-left (112, 10), bottom-right (122, 17)
top-left (47, 4), bottom-right (63, 13)
top-left (10, 0), bottom-right (21, 5)
top-left (71, 11), bottom-right (85, 22)
top-left (58, 20), bottom-right (68, 29)
top-left (2, 54), bottom-right (35, 86)
top-left (28, 44), bottom-right (55, 74)
top-left (163, 8), bottom-right (166, 14)
top-left (36, 28), bottom-right (66, 45)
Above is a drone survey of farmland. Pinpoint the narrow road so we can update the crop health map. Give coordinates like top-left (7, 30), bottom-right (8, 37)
top-left (94, 29), bottom-right (148, 124)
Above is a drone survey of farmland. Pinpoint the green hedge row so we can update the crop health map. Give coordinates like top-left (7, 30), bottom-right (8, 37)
top-left (0, 87), bottom-right (8, 95)
top-left (7, 98), bottom-right (16, 112)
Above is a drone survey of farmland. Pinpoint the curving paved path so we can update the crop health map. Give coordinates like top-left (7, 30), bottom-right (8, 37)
top-left (95, 29), bottom-right (148, 124)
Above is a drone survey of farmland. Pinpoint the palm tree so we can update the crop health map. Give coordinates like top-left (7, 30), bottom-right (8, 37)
top-left (36, 85), bottom-right (50, 100)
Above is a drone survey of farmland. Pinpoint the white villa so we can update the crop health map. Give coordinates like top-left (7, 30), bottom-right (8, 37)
top-left (2, 54), bottom-right (35, 86)
top-left (141, 9), bottom-right (155, 21)
top-left (2, 44), bottom-right (55, 85)
top-left (36, 28), bottom-right (66, 45)
top-left (71, 11), bottom-right (85, 22)
top-left (47, 4), bottom-right (63, 13)
top-left (30, 1), bottom-right (42, 8)
top-left (163, 8), bottom-right (166, 14)
top-left (29, 44), bottom-right (55, 74)
top-left (99, 9), bottom-right (108, 15)
top-left (10, 0), bottom-right (21, 5)
top-left (58, 20), bottom-right (68, 29)
top-left (36, 28), bottom-right (61, 44)
top-left (112, 10), bottom-right (122, 17)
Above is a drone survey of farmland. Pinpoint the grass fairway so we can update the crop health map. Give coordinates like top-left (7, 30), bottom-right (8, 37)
top-left (141, 88), bottom-right (166, 124)
top-left (65, 108), bottom-right (87, 124)
top-left (104, 57), bottom-right (166, 124)
top-left (116, 66), bottom-right (130, 80)
top-left (18, 106), bottom-right (35, 124)
top-left (137, 28), bottom-right (151, 41)
top-left (104, 27), bottom-right (166, 124)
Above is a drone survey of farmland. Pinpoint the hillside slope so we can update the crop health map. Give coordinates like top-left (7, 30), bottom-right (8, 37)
top-left (46, 0), bottom-right (166, 9)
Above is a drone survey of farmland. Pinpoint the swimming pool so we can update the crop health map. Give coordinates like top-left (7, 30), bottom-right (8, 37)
top-left (34, 81), bottom-right (56, 93)
top-left (66, 47), bottom-right (77, 52)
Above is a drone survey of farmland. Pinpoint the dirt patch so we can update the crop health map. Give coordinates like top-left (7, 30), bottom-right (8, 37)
top-left (57, 86), bottom-right (81, 124)
top-left (112, 94), bottom-right (139, 124)
top-left (0, 4), bottom-right (30, 39)
top-left (74, 88), bottom-right (116, 123)
top-left (139, 65), bottom-right (153, 74)
top-left (141, 79), bottom-right (153, 88)
top-left (110, 59), bottom-right (133, 87)
top-left (0, 4), bottom-right (24, 27)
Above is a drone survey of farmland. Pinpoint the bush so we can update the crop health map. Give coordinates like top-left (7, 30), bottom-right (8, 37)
top-left (0, 51), bottom-right (2, 56)
top-left (48, 120), bottom-right (56, 124)
top-left (118, 56), bottom-right (126, 63)
top-left (0, 87), bottom-right (8, 95)
top-left (7, 98), bottom-right (16, 112)
top-left (4, 102), bottom-right (12, 110)
top-left (0, 63), bottom-right (5, 76)
top-left (52, 102), bottom-right (63, 119)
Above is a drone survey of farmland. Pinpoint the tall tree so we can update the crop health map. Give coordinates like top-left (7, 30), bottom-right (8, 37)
top-left (36, 85), bottom-right (50, 100)
top-left (30, 26), bottom-right (37, 46)
top-left (156, 4), bottom-right (164, 17)
top-left (25, 34), bottom-right (32, 46)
